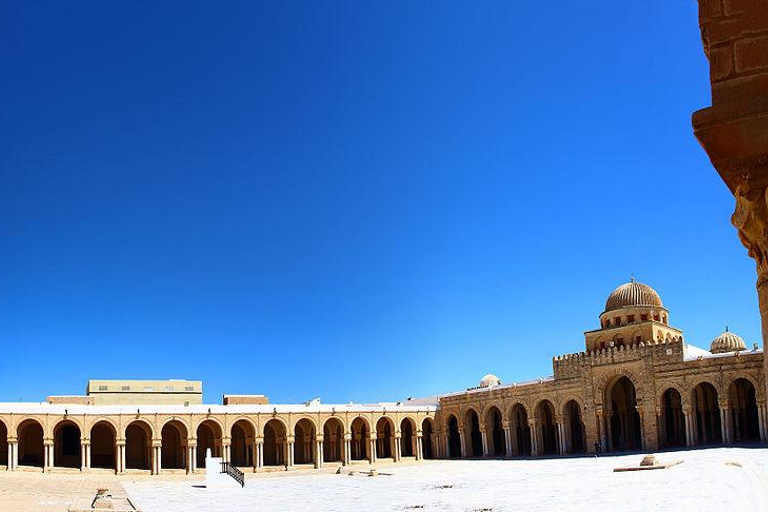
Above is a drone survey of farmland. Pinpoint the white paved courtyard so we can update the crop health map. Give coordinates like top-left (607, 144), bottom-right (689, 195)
top-left (122, 447), bottom-right (768, 512)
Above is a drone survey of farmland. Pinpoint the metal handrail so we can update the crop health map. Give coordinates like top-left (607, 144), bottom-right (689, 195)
top-left (220, 461), bottom-right (245, 487)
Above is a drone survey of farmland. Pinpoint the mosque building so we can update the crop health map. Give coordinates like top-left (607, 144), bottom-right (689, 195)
top-left (0, 280), bottom-right (764, 475)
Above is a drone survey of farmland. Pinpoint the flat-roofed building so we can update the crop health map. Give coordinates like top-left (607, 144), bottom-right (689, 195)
top-left (85, 379), bottom-right (203, 405)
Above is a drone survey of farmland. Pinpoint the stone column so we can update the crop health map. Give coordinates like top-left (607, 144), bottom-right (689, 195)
top-left (343, 435), bottom-right (351, 466)
top-left (118, 442), bottom-right (126, 474)
top-left (11, 441), bottom-right (18, 471)
top-left (416, 434), bottom-right (423, 460)
top-left (369, 435), bottom-right (377, 463)
top-left (480, 430), bottom-right (489, 457)
top-left (528, 419), bottom-right (538, 456)
top-left (556, 422), bottom-right (564, 455)
top-left (6, 441), bottom-right (12, 471)
top-left (43, 441), bottom-right (52, 472)
top-left (596, 409), bottom-right (607, 452)
top-left (224, 442), bottom-right (231, 464)
top-left (502, 424), bottom-right (513, 456)
top-left (315, 438), bottom-right (323, 469)
top-left (757, 403), bottom-right (767, 444)
top-left (393, 433), bottom-right (402, 462)
top-left (458, 429), bottom-right (466, 458)
top-left (719, 405), bottom-right (731, 444)
top-left (683, 409), bottom-right (694, 447)
top-left (254, 438), bottom-right (263, 471)
top-left (693, 0), bottom-right (768, 409)
top-left (636, 408), bottom-right (647, 451)
top-left (81, 441), bottom-right (90, 472)
top-left (286, 437), bottom-right (295, 469)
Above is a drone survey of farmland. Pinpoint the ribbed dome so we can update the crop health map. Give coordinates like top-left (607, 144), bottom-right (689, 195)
top-left (710, 328), bottom-right (746, 354)
top-left (479, 374), bottom-right (501, 388)
top-left (604, 279), bottom-right (663, 313)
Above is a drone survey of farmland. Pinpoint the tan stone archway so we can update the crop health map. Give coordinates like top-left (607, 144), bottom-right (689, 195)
top-left (375, 417), bottom-right (396, 460)
top-left (294, 418), bottom-right (316, 466)
top-left (161, 420), bottom-right (188, 471)
top-left (730, 378), bottom-right (760, 443)
top-left (692, 381), bottom-right (722, 446)
top-left (90, 421), bottom-right (117, 470)
top-left (196, 419), bottom-right (222, 469)
top-left (421, 418), bottom-right (435, 459)
top-left (509, 403), bottom-right (531, 456)
top-left (54, 420), bottom-right (82, 469)
top-left (350, 417), bottom-right (371, 462)
top-left (263, 418), bottom-right (287, 468)
top-left (400, 417), bottom-right (417, 458)
top-left (230, 419), bottom-right (255, 469)
top-left (125, 421), bottom-right (152, 471)
top-left (483, 406), bottom-right (505, 457)
top-left (17, 419), bottom-right (44, 469)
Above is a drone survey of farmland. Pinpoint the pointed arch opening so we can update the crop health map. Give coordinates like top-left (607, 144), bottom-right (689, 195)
top-left (196, 420), bottom-right (222, 469)
top-left (376, 417), bottom-right (395, 459)
top-left (350, 417), bottom-right (370, 461)
top-left (231, 420), bottom-right (255, 468)
top-left (161, 420), bottom-right (187, 470)
top-left (421, 418), bottom-right (434, 459)
top-left (563, 400), bottom-right (585, 454)
top-left (730, 378), bottom-right (760, 443)
top-left (400, 418), bottom-right (416, 458)
top-left (510, 404), bottom-right (531, 456)
top-left (17, 419), bottom-right (44, 468)
top-left (263, 419), bottom-right (286, 467)
top-left (54, 420), bottom-right (82, 468)
top-left (447, 415), bottom-right (461, 458)
top-left (463, 409), bottom-right (483, 457)
top-left (693, 382), bottom-right (722, 445)
top-left (294, 419), bottom-right (315, 465)
top-left (322, 418), bottom-right (344, 463)
top-left (535, 400), bottom-right (558, 455)
top-left (125, 421), bottom-right (152, 471)
top-left (608, 376), bottom-right (641, 451)
top-left (661, 388), bottom-right (685, 448)
top-left (90, 421), bottom-right (116, 470)
top-left (484, 406), bottom-right (506, 456)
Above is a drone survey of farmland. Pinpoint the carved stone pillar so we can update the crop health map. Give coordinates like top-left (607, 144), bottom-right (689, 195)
top-left (693, 0), bottom-right (768, 405)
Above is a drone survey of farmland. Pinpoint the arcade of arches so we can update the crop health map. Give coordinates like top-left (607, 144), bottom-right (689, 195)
top-left (0, 282), bottom-right (765, 476)
top-left (439, 281), bottom-right (767, 457)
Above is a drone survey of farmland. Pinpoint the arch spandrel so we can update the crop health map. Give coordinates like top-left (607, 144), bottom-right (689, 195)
top-left (594, 367), bottom-right (644, 406)
top-left (227, 416), bottom-right (257, 437)
top-left (86, 417), bottom-right (120, 438)
top-left (123, 419), bottom-right (156, 440)
top-left (50, 417), bottom-right (85, 440)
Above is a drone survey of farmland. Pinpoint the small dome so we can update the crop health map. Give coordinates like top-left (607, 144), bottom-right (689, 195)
top-left (710, 328), bottom-right (746, 354)
top-left (479, 374), bottom-right (501, 388)
top-left (605, 279), bottom-right (663, 313)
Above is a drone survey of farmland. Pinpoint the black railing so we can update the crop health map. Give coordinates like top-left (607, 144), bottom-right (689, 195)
top-left (220, 461), bottom-right (245, 488)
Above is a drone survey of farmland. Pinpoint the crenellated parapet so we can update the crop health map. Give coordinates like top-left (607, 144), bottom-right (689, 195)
top-left (554, 337), bottom-right (686, 379)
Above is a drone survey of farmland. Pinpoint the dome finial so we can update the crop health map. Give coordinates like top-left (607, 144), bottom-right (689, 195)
top-left (725, 324), bottom-right (729, 332)
top-left (630, 273), bottom-right (635, 283)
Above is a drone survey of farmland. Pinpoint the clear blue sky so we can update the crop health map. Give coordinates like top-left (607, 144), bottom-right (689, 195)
top-left (0, 2), bottom-right (759, 404)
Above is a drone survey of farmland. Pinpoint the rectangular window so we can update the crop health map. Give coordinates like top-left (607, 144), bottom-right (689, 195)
top-left (98, 385), bottom-right (108, 391)
top-left (185, 386), bottom-right (194, 392)
top-left (627, 315), bottom-right (635, 323)
top-left (121, 386), bottom-right (130, 391)
top-left (640, 314), bottom-right (648, 321)
top-left (653, 314), bottom-right (660, 321)
top-left (614, 317), bottom-right (621, 326)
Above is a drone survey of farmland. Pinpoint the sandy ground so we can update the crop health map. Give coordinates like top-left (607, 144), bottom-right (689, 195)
top-left (0, 470), bottom-right (127, 512)
top-left (120, 446), bottom-right (768, 512)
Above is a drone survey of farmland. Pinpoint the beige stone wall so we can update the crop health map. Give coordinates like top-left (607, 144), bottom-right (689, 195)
top-left (0, 405), bottom-right (436, 474)
top-left (437, 339), bottom-right (765, 457)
